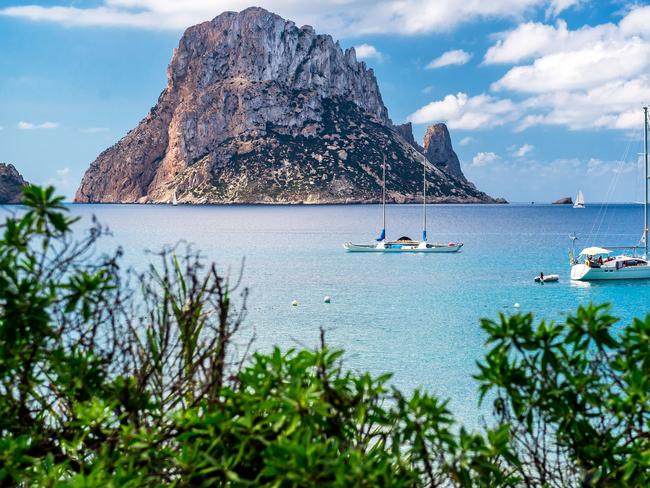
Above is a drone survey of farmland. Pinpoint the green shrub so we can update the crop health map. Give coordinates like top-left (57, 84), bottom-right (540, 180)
top-left (1, 186), bottom-right (649, 486)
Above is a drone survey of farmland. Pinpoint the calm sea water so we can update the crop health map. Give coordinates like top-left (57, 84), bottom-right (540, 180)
top-left (48, 203), bottom-right (650, 424)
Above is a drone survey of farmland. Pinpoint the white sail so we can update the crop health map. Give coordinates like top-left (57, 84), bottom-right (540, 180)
top-left (573, 190), bottom-right (585, 208)
top-left (172, 190), bottom-right (178, 206)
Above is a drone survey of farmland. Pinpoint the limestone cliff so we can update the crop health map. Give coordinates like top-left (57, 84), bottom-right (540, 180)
top-left (0, 163), bottom-right (28, 204)
top-left (393, 122), bottom-right (424, 153)
top-left (76, 7), bottom-right (496, 204)
top-left (423, 124), bottom-right (466, 182)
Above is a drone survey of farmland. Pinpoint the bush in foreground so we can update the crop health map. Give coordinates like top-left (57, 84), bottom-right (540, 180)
top-left (1, 186), bottom-right (649, 487)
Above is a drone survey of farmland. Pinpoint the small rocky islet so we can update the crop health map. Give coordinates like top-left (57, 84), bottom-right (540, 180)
top-left (0, 163), bottom-right (28, 204)
top-left (553, 197), bottom-right (574, 205)
top-left (75, 7), bottom-right (503, 205)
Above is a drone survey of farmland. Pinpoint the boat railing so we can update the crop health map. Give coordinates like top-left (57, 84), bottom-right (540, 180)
top-left (594, 246), bottom-right (644, 249)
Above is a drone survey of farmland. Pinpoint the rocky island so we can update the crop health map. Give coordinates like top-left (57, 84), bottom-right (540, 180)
top-left (0, 163), bottom-right (28, 204)
top-left (76, 7), bottom-right (501, 204)
top-left (553, 197), bottom-right (573, 204)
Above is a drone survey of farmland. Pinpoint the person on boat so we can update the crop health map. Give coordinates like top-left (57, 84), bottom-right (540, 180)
top-left (598, 256), bottom-right (603, 265)
top-left (539, 272), bottom-right (544, 281)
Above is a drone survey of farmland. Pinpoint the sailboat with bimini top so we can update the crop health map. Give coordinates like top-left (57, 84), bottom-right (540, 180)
top-left (570, 107), bottom-right (650, 281)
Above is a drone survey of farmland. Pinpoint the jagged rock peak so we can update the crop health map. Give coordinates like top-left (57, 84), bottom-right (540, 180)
top-left (393, 122), bottom-right (424, 153)
top-left (0, 163), bottom-right (28, 204)
top-left (170, 7), bottom-right (390, 124)
top-left (75, 8), bottom-right (497, 204)
top-left (423, 123), bottom-right (466, 182)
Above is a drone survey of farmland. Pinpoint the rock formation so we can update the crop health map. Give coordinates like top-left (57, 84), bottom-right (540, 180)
top-left (76, 7), bottom-right (498, 204)
top-left (393, 122), bottom-right (424, 153)
top-left (0, 163), bottom-right (28, 203)
top-left (422, 124), bottom-right (466, 182)
top-left (553, 197), bottom-right (573, 204)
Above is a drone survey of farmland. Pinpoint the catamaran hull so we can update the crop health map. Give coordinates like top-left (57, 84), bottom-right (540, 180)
top-left (343, 243), bottom-right (463, 253)
top-left (571, 264), bottom-right (650, 281)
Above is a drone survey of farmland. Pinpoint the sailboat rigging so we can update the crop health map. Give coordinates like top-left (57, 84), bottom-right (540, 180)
top-left (569, 106), bottom-right (650, 280)
top-left (343, 157), bottom-right (463, 253)
top-left (377, 157), bottom-right (386, 241)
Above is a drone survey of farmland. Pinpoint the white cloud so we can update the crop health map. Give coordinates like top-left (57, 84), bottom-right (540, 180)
top-left (407, 92), bottom-right (518, 130)
top-left (516, 76), bottom-right (650, 130)
top-left (354, 43), bottom-right (383, 61)
top-left (409, 73), bottom-right (650, 133)
top-left (476, 6), bottom-right (650, 132)
top-left (472, 151), bottom-right (500, 167)
top-left (491, 39), bottom-right (650, 93)
top-left (459, 136), bottom-right (476, 146)
top-left (426, 49), bottom-right (471, 69)
top-left (79, 127), bottom-right (109, 133)
top-left (486, 7), bottom-right (650, 94)
top-left (513, 143), bottom-right (533, 157)
top-left (618, 5), bottom-right (650, 37)
top-left (17, 121), bottom-right (59, 130)
top-left (0, 0), bottom-right (552, 35)
top-left (47, 167), bottom-right (74, 193)
top-left (421, 85), bottom-right (434, 94)
top-left (56, 167), bottom-right (70, 185)
top-left (464, 156), bottom-right (639, 202)
top-left (484, 19), bottom-right (617, 65)
top-left (546, 0), bottom-right (585, 18)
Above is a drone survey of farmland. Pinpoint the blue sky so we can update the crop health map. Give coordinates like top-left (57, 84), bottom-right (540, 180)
top-left (1, 0), bottom-right (649, 202)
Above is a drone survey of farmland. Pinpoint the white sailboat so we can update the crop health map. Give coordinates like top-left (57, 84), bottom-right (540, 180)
top-left (172, 190), bottom-right (178, 206)
top-left (570, 106), bottom-right (650, 281)
top-left (343, 158), bottom-right (463, 253)
top-left (573, 190), bottom-right (585, 208)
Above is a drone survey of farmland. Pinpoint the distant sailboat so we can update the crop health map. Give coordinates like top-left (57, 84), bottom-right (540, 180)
top-left (573, 190), bottom-right (585, 209)
top-left (343, 158), bottom-right (463, 253)
top-left (172, 190), bottom-right (178, 206)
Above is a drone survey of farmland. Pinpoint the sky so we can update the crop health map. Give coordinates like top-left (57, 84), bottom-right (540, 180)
top-left (1, 0), bottom-right (650, 202)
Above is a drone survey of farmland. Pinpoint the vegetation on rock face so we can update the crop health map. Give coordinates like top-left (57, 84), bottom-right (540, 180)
top-left (2, 186), bottom-right (650, 486)
top-left (201, 99), bottom-right (481, 204)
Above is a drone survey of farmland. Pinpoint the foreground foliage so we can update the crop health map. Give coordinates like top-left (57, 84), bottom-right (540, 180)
top-left (1, 186), bottom-right (649, 487)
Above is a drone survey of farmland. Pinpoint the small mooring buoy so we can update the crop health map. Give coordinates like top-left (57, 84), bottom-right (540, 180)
top-left (514, 303), bottom-right (521, 309)
top-left (323, 296), bottom-right (331, 304)
top-left (292, 300), bottom-right (299, 307)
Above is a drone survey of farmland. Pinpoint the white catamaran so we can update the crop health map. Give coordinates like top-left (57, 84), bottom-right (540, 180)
top-left (573, 190), bottom-right (585, 209)
top-left (570, 106), bottom-right (650, 281)
top-left (343, 158), bottom-right (463, 253)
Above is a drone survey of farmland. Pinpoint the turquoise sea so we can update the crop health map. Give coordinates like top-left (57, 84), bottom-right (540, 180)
top-left (64, 203), bottom-right (650, 425)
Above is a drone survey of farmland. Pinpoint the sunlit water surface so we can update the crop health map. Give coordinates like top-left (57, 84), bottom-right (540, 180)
top-left (22, 203), bottom-right (650, 426)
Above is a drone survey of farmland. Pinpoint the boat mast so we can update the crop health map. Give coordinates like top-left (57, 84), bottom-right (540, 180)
top-left (422, 160), bottom-right (427, 242)
top-left (383, 157), bottom-right (386, 235)
top-left (378, 157), bottom-right (386, 241)
top-left (643, 107), bottom-right (648, 259)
